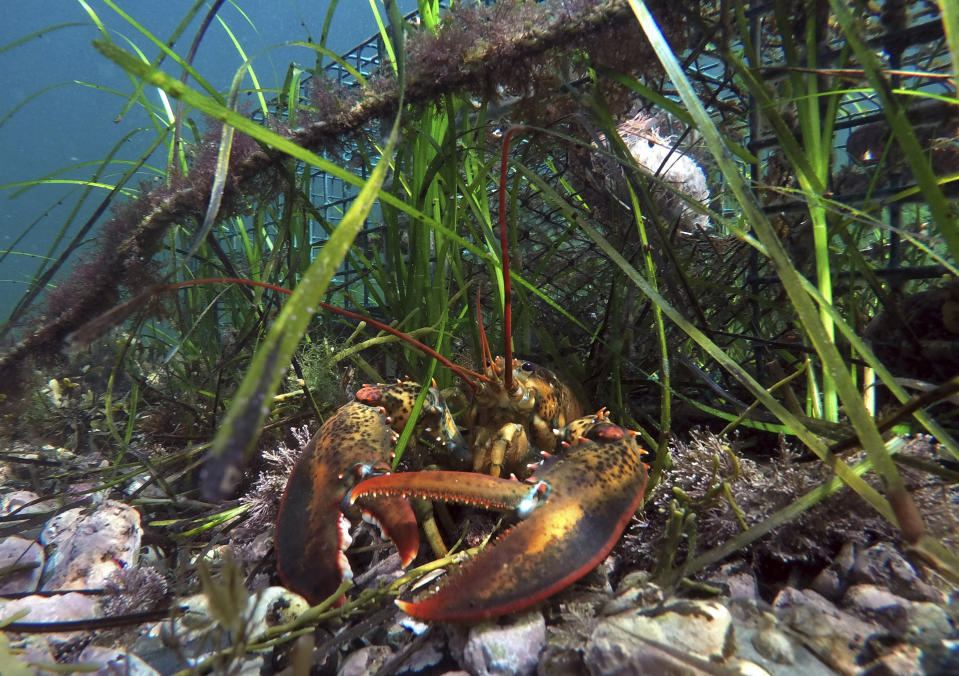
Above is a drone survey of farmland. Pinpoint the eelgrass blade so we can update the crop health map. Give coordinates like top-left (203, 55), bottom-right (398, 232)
top-left (577, 217), bottom-right (894, 524)
top-left (92, 40), bottom-right (443, 233)
top-left (201, 115), bottom-right (401, 500)
top-left (941, 1), bottom-right (959, 93)
top-left (828, 0), bottom-right (959, 263)
top-left (628, 0), bottom-right (934, 552)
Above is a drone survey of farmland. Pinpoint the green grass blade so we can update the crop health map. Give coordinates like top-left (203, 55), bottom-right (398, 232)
top-left (629, 0), bottom-right (922, 540)
top-left (201, 113), bottom-right (402, 500)
top-left (828, 0), bottom-right (959, 262)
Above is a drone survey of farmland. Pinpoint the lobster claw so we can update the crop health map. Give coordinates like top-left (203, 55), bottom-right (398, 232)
top-left (275, 401), bottom-right (419, 605)
top-left (349, 432), bottom-right (648, 621)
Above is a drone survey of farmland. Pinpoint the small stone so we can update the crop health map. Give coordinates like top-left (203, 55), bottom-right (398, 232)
top-left (850, 543), bottom-right (941, 603)
top-left (844, 584), bottom-right (910, 629)
top-left (710, 563), bottom-right (759, 601)
top-left (0, 490), bottom-right (50, 517)
top-left (0, 592), bottom-right (99, 647)
top-left (751, 614), bottom-right (795, 665)
top-left (603, 574), bottom-right (664, 614)
top-left (774, 587), bottom-right (879, 643)
top-left (810, 541), bottom-right (857, 601)
top-left (40, 500), bottom-right (142, 591)
top-left (809, 567), bottom-right (844, 601)
top-left (906, 602), bottom-right (957, 643)
top-left (403, 641), bottom-right (444, 673)
top-left (844, 584), bottom-right (955, 642)
top-left (586, 599), bottom-right (734, 675)
top-left (773, 586), bottom-right (881, 673)
top-left (859, 642), bottom-right (924, 676)
top-left (0, 536), bottom-right (44, 594)
top-left (338, 645), bottom-right (393, 676)
top-left (243, 586), bottom-right (309, 639)
top-left (536, 644), bottom-right (587, 676)
top-left (460, 610), bottom-right (546, 676)
top-left (75, 646), bottom-right (160, 676)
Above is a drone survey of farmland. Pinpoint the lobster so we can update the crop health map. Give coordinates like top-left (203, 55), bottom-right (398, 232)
top-left (274, 350), bottom-right (649, 619)
top-left (273, 127), bottom-right (650, 620)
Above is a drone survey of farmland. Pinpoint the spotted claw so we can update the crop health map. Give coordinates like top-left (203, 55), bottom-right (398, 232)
top-left (275, 401), bottom-right (419, 605)
top-left (350, 431), bottom-right (648, 621)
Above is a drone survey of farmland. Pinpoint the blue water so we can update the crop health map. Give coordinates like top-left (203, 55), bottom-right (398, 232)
top-left (0, 0), bottom-right (414, 324)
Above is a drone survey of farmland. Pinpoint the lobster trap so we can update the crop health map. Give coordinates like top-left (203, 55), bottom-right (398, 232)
top-left (247, 0), bottom-right (957, 432)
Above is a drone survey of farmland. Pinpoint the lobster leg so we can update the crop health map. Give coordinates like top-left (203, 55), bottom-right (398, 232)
top-left (350, 434), bottom-right (648, 621)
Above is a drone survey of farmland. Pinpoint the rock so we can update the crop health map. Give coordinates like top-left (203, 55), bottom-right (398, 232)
top-left (602, 573), bottom-right (665, 615)
top-left (0, 592), bottom-right (99, 646)
top-left (156, 593), bottom-right (216, 646)
top-left (843, 584), bottom-right (955, 642)
top-left (915, 638), bottom-right (959, 673)
top-left (536, 644), bottom-right (587, 676)
top-left (459, 610), bottom-right (546, 676)
top-left (75, 646), bottom-right (160, 676)
top-left (0, 490), bottom-right (51, 517)
top-left (850, 543), bottom-right (942, 603)
top-left (751, 613), bottom-right (795, 665)
top-left (809, 567), bottom-right (844, 603)
top-left (338, 645), bottom-right (393, 676)
top-left (859, 640), bottom-right (924, 676)
top-left (0, 535), bottom-right (44, 594)
top-left (402, 640), bottom-right (445, 673)
top-left (728, 600), bottom-right (836, 676)
top-left (773, 586), bottom-right (882, 673)
top-left (709, 562), bottom-right (759, 601)
top-left (586, 599), bottom-right (734, 675)
top-left (243, 586), bottom-right (309, 639)
top-left (39, 500), bottom-right (142, 591)
top-left (808, 541), bottom-right (857, 602)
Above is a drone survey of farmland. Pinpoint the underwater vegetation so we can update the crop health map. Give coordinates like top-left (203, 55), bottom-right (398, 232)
top-left (1, 0), bottom-right (959, 672)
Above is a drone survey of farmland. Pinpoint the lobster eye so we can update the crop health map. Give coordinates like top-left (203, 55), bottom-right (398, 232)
top-left (521, 362), bottom-right (535, 372)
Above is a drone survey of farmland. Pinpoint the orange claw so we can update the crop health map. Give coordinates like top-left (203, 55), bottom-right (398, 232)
top-left (349, 433), bottom-right (648, 621)
top-left (275, 401), bottom-right (419, 605)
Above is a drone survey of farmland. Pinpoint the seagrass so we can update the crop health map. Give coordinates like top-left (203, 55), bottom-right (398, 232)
top-left (0, 0), bottom-right (687, 393)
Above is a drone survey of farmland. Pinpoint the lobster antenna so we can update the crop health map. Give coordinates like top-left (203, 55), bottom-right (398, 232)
top-left (69, 277), bottom-right (488, 389)
top-left (499, 126), bottom-right (524, 394)
top-left (476, 284), bottom-right (494, 375)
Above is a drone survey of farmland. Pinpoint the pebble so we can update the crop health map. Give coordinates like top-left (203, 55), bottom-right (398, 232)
top-left (243, 586), bottom-right (309, 640)
top-left (338, 645), bottom-right (393, 676)
top-left (0, 592), bottom-right (99, 647)
top-left (810, 541), bottom-right (856, 601)
top-left (709, 562), bottom-right (760, 601)
top-left (458, 609), bottom-right (546, 676)
top-left (850, 543), bottom-right (942, 603)
top-left (729, 600), bottom-right (835, 676)
top-left (39, 500), bottom-right (142, 591)
top-left (860, 642), bottom-right (925, 676)
top-left (586, 599), bottom-right (736, 674)
top-left (843, 584), bottom-right (955, 642)
top-left (774, 586), bottom-right (882, 673)
top-left (0, 535), bottom-right (44, 594)
top-left (0, 490), bottom-right (51, 517)
top-left (75, 646), bottom-right (160, 676)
